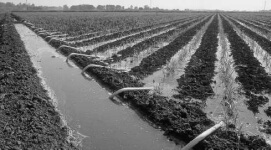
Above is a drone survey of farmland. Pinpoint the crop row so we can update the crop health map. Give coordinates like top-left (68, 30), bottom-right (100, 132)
top-left (110, 16), bottom-right (207, 63)
top-left (65, 18), bottom-right (186, 44)
top-left (253, 15), bottom-right (271, 24)
top-left (65, 17), bottom-right (195, 43)
top-left (226, 13), bottom-right (271, 31)
top-left (130, 15), bottom-right (213, 78)
top-left (15, 12), bottom-right (194, 36)
top-left (221, 16), bottom-right (271, 113)
top-left (228, 17), bottom-right (271, 56)
top-left (91, 17), bottom-right (198, 54)
top-left (243, 18), bottom-right (271, 30)
top-left (234, 17), bottom-right (271, 36)
top-left (65, 30), bottom-right (110, 42)
top-left (69, 17), bottom-right (194, 48)
top-left (173, 14), bottom-right (219, 101)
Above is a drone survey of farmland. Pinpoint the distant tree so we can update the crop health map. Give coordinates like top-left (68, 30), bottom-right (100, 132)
top-left (5, 2), bottom-right (15, 7)
top-left (63, 5), bottom-right (69, 11)
top-left (97, 5), bottom-right (105, 10)
top-left (139, 7), bottom-right (143, 10)
top-left (134, 6), bottom-right (138, 10)
top-left (153, 7), bottom-right (160, 10)
top-left (106, 5), bottom-right (115, 11)
top-left (144, 5), bottom-right (150, 10)
top-left (115, 5), bottom-right (122, 10)
top-left (70, 5), bottom-right (77, 11)
top-left (129, 5), bottom-right (133, 10)
top-left (70, 5), bottom-right (95, 11)
top-left (84, 5), bottom-right (95, 10)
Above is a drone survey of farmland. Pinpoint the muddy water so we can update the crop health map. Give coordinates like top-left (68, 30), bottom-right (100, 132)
top-left (207, 17), bottom-right (271, 143)
top-left (142, 16), bottom-right (213, 98)
top-left (15, 24), bottom-right (183, 150)
top-left (110, 42), bottom-right (170, 71)
top-left (205, 16), bottom-right (262, 137)
top-left (230, 20), bottom-right (271, 141)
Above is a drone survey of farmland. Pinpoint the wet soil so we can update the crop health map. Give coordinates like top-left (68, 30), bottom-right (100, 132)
top-left (174, 15), bottom-right (219, 101)
top-left (130, 16), bottom-right (212, 78)
top-left (0, 14), bottom-right (77, 149)
top-left (142, 15), bottom-right (210, 98)
top-left (225, 17), bottom-right (271, 114)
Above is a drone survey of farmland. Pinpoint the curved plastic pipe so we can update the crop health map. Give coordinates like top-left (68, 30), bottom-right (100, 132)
top-left (39, 33), bottom-right (49, 36)
top-left (82, 64), bottom-right (127, 74)
top-left (181, 121), bottom-right (225, 150)
top-left (34, 28), bottom-right (43, 32)
top-left (48, 38), bottom-right (63, 44)
top-left (109, 87), bottom-right (154, 99)
top-left (57, 45), bottom-right (79, 52)
top-left (66, 53), bottom-right (96, 62)
top-left (45, 35), bottom-right (67, 41)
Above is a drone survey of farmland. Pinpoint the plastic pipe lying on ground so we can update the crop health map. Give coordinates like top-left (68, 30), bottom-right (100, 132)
top-left (109, 87), bottom-right (154, 99)
top-left (45, 34), bottom-right (68, 39)
top-left (181, 121), bottom-right (225, 150)
top-left (57, 45), bottom-right (80, 52)
top-left (34, 28), bottom-right (43, 32)
top-left (82, 64), bottom-right (128, 74)
top-left (48, 38), bottom-right (64, 44)
top-left (66, 53), bottom-right (97, 62)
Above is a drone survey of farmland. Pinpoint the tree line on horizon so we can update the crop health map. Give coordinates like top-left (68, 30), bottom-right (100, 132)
top-left (0, 2), bottom-right (180, 12)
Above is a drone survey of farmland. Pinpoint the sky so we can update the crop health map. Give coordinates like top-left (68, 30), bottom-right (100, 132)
top-left (1, 0), bottom-right (271, 11)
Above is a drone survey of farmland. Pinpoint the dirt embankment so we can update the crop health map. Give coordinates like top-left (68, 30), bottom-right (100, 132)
top-left (0, 13), bottom-right (77, 150)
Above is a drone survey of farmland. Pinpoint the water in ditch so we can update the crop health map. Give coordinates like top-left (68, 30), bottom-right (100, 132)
top-left (15, 24), bottom-right (183, 150)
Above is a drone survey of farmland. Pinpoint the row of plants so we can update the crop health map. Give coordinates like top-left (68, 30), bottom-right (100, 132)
top-left (130, 15), bottom-right (213, 78)
top-left (110, 16), bottom-right (208, 63)
top-left (250, 14), bottom-right (271, 25)
top-left (221, 16), bottom-right (271, 113)
top-left (68, 17), bottom-right (193, 48)
top-left (15, 12), bottom-right (194, 36)
top-left (64, 17), bottom-right (188, 44)
top-left (173, 15), bottom-right (219, 101)
top-left (91, 16), bottom-right (198, 54)
top-left (234, 17), bottom-right (271, 37)
top-left (243, 18), bottom-right (271, 30)
top-left (65, 30), bottom-right (110, 42)
top-left (245, 17), bottom-right (271, 29)
top-left (0, 13), bottom-right (77, 149)
top-left (227, 16), bottom-right (271, 56)
top-left (226, 13), bottom-right (271, 28)
top-left (64, 16), bottom-right (197, 42)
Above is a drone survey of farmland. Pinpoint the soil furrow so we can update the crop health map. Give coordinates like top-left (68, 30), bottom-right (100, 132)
top-left (108, 16), bottom-right (208, 64)
top-left (130, 15), bottom-right (213, 78)
top-left (141, 16), bottom-right (213, 98)
top-left (222, 16), bottom-right (271, 114)
top-left (173, 14), bottom-right (219, 102)
top-left (91, 17), bottom-right (196, 54)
